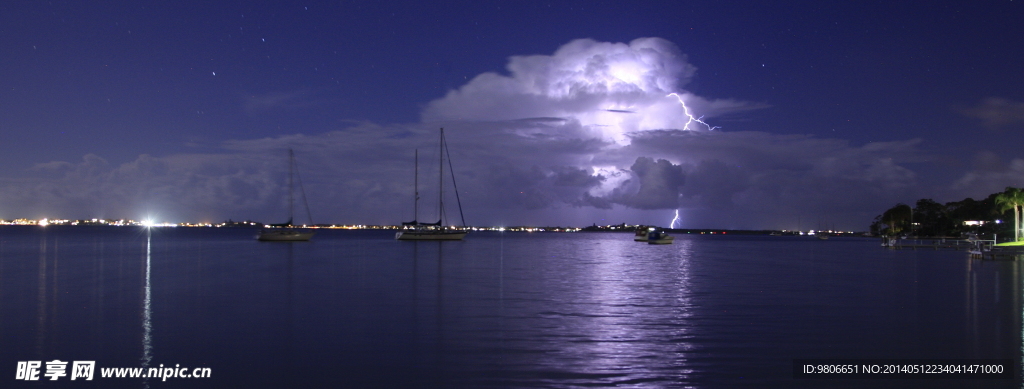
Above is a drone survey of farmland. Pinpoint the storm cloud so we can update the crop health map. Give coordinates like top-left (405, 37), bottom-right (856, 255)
top-left (415, 38), bottom-right (927, 228)
top-left (0, 38), bottom-right (970, 230)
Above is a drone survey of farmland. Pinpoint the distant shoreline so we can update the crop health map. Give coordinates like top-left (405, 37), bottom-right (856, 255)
top-left (0, 222), bottom-right (870, 236)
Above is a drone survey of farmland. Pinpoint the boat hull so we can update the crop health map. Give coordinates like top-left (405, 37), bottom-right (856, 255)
top-left (648, 237), bottom-right (674, 245)
top-left (646, 230), bottom-right (674, 244)
top-left (257, 230), bottom-right (315, 241)
top-left (395, 230), bottom-right (468, 240)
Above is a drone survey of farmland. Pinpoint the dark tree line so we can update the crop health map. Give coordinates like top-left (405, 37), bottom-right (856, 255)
top-left (871, 188), bottom-right (1022, 240)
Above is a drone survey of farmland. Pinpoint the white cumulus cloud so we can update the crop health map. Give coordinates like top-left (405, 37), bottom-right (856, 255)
top-left (423, 38), bottom-right (763, 145)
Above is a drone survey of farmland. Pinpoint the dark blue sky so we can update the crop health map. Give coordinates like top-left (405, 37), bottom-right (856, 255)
top-left (1, 1), bottom-right (1022, 229)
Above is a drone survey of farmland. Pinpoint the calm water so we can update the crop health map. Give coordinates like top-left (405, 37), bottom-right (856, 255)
top-left (0, 226), bottom-right (1020, 388)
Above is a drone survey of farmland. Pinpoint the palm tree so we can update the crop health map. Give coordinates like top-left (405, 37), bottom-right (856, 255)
top-left (995, 187), bottom-right (1024, 242)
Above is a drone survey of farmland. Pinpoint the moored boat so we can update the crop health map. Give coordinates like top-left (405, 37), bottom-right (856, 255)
top-left (396, 128), bottom-right (469, 241)
top-left (394, 229), bottom-right (467, 240)
top-left (257, 149), bottom-right (315, 242)
top-left (647, 229), bottom-right (674, 245)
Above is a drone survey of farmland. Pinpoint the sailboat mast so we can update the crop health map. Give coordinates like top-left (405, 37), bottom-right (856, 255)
top-left (414, 149), bottom-right (419, 224)
top-left (288, 149), bottom-right (295, 224)
top-left (443, 130), bottom-right (467, 227)
top-left (438, 128), bottom-right (444, 226)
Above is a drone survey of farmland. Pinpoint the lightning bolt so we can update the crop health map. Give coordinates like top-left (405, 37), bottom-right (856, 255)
top-left (670, 209), bottom-right (680, 229)
top-left (668, 93), bottom-right (720, 131)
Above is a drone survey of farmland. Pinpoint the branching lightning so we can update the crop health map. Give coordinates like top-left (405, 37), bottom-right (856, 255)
top-left (668, 93), bottom-right (720, 131)
top-left (670, 209), bottom-right (680, 229)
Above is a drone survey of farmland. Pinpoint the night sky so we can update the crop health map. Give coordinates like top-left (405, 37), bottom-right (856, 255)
top-left (1, 1), bottom-right (1022, 230)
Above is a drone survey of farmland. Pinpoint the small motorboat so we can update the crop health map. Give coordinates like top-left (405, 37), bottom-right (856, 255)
top-left (647, 229), bottom-right (674, 245)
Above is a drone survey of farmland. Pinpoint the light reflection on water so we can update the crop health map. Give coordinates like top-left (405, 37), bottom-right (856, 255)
top-left (141, 229), bottom-right (152, 388)
top-left (475, 234), bottom-right (697, 387)
top-left (0, 227), bottom-right (1021, 388)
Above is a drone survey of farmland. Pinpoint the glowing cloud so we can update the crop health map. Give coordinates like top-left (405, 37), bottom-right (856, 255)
top-left (423, 38), bottom-right (756, 145)
top-left (415, 37), bottom-right (924, 229)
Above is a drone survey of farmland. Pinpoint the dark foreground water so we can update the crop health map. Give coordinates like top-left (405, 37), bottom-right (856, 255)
top-left (0, 226), bottom-right (1020, 388)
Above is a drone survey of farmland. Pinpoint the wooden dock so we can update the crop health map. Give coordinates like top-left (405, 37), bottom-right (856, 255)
top-left (885, 238), bottom-right (1024, 260)
top-left (887, 239), bottom-right (974, 251)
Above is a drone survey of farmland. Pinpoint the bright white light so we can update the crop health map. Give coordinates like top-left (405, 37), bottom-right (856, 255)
top-left (588, 166), bottom-right (631, 197)
top-left (38, 218), bottom-right (49, 227)
top-left (607, 62), bottom-right (644, 86)
top-left (141, 219), bottom-right (154, 228)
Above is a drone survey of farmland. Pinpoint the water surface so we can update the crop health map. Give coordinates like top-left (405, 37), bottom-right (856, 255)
top-left (0, 226), bottom-right (1019, 388)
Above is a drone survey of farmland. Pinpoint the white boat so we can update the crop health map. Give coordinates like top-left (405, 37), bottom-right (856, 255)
top-left (647, 229), bottom-right (674, 245)
top-left (258, 149), bottom-right (315, 242)
top-left (396, 128), bottom-right (468, 241)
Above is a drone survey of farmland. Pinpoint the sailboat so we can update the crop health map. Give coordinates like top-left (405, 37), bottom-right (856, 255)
top-left (395, 128), bottom-right (468, 241)
top-left (258, 149), bottom-right (315, 242)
